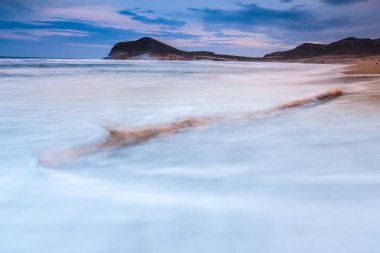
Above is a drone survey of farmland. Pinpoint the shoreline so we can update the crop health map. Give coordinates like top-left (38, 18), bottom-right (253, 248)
top-left (343, 55), bottom-right (380, 75)
top-left (340, 56), bottom-right (380, 105)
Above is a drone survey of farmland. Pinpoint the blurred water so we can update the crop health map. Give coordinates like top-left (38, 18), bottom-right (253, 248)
top-left (0, 59), bottom-right (380, 253)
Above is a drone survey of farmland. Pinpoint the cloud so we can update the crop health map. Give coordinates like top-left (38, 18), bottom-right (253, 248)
top-left (119, 10), bottom-right (186, 27)
top-left (0, 0), bottom-right (32, 18)
top-left (0, 17), bottom-right (202, 57)
top-left (0, 0), bottom-right (378, 58)
top-left (0, 19), bottom-right (133, 36)
top-left (0, 19), bottom-right (199, 45)
top-left (321, 0), bottom-right (367, 5)
top-left (202, 30), bottom-right (290, 49)
top-left (0, 28), bottom-right (89, 41)
top-left (66, 43), bottom-right (110, 48)
top-left (188, 3), bottom-right (348, 32)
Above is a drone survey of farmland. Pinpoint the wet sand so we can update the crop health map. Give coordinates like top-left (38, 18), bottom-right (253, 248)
top-left (344, 57), bottom-right (380, 97)
top-left (344, 56), bottom-right (380, 75)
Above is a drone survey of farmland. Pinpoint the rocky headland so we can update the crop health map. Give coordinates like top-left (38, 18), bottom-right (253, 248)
top-left (107, 37), bottom-right (259, 61)
top-left (107, 36), bottom-right (380, 64)
top-left (264, 37), bottom-right (380, 64)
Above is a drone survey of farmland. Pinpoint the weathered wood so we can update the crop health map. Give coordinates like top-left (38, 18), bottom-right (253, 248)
top-left (40, 88), bottom-right (343, 167)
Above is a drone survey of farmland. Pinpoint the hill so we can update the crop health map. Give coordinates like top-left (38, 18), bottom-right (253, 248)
top-left (106, 37), bottom-right (259, 61)
top-left (264, 37), bottom-right (380, 60)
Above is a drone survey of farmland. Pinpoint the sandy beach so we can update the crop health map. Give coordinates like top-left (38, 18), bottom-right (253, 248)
top-left (343, 57), bottom-right (380, 101)
top-left (344, 56), bottom-right (380, 75)
top-left (1, 0), bottom-right (380, 251)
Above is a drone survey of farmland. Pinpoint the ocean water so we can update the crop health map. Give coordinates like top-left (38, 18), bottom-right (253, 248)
top-left (1, 58), bottom-right (380, 253)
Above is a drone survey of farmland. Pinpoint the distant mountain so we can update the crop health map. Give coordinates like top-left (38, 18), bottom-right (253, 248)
top-left (107, 37), bottom-right (259, 61)
top-left (264, 37), bottom-right (380, 60)
top-left (107, 37), bottom-right (380, 62)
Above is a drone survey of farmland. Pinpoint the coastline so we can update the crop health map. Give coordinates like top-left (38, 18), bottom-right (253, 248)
top-left (343, 55), bottom-right (380, 75)
top-left (341, 56), bottom-right (380, 105)
top-left (336, 56), bottom-right (380, 110)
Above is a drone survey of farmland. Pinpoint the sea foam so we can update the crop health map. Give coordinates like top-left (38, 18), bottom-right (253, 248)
top-left (0, 59), bottom-right (379, 253)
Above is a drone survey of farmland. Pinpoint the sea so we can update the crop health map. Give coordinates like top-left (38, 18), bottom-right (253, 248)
top-left (1, 58), bottom-right (380, 253)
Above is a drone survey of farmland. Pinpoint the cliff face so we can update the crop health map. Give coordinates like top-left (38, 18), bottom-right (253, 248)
top-left (107, 37), bottom-right (259, 61)
top-left (264, 37), bottom-right (380, 60)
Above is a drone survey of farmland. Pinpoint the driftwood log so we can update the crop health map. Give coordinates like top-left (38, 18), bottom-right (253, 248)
top-left (40, 88), bottom-right (343, 167)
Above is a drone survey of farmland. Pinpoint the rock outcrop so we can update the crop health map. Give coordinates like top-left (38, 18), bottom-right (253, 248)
top-left (107, 37), bottom-right (259, 61)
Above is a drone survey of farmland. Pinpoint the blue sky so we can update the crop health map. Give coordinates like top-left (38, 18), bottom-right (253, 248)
top-left (0, 0), bottom-right (379, 58)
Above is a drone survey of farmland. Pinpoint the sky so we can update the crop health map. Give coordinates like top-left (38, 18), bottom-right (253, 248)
top-left (0, 0), bottom-right (379, 58)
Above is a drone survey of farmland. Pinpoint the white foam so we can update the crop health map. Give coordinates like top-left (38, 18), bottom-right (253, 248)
top-left (1, 59), bottom-right (379, 253)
